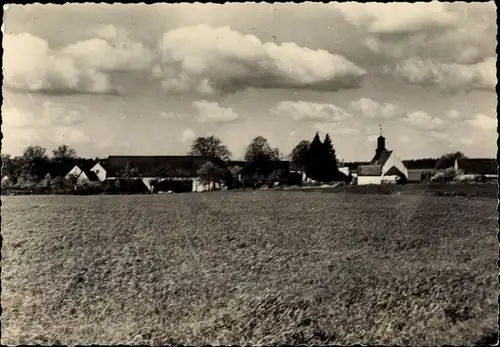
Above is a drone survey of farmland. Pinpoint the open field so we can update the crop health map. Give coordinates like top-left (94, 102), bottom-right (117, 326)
top-left (1, 191), bottom-right (498, 345)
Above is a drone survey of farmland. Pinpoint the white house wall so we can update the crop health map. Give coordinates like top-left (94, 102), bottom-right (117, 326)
top-left (339, 167), bottom-right (350, 176)
top-left (65, 166), bottom-right (83, 180)
top-left (381, 175), bottom-right (399, 184)
top-left (382, 153), bottom-right (408, 179)
top-left (141, 177), bottom-right (156, 192)
top-left (77, 172), bottom-right (90, 182)
top-left (357, 176), bottom-right (383, 185)
top-left (192, 178), bottom-right (220, 192)
top-left (90, 163), bottom-right (107, 182)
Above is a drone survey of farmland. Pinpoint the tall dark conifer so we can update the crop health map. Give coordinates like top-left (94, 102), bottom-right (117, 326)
top-left (322, 133), bottom-right (339, 181)
top-left (306, 132), bottom-right (323, 181)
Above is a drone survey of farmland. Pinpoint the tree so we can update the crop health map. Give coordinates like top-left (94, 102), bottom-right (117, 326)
top-left (290, 140), bottom-right (310, 171)
top-left (20, 145), bottom-right (50, 180)
top-left (305, 132), bottom-right (323, 181)
top-left (197, 161), bottom-right (227, 190)
top-left (244, 136), bottom-right (281, 163)
top-left (52, 144), bottom-right (77, 161)
top-left (322, 133), bottom-right (340, 181)
top-left (23, 145), bottom-right (48, 161)
top-left (51, 144), bottom-right (78, 177)
top-left (1, 154), bottom-right (12, 177)
top-left (189, 136), bottom-right (232, 161)
top-left (119, 162), bottom-right (140, 178)
top-left (435, 151), bottom-right (466, 170)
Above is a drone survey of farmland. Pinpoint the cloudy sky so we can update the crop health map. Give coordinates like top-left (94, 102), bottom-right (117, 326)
top-left (2, 2), bottom-right (497, 161)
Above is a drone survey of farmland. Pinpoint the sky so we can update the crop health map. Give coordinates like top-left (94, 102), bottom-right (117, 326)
top-left (2, 2), bottom-right (497, 161)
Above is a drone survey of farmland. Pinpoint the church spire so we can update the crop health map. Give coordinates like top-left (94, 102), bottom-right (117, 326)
top-left (379, 123), bottom-right (383, 137)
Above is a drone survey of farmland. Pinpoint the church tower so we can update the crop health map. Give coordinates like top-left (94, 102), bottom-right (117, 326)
top-left (376, 124), bottom-right (386, 156)
top-left (371, 124), bottom-right (387, 164)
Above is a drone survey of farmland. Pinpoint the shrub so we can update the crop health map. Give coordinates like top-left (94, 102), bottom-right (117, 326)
top-left (73, 181), bottom-right (104, 195)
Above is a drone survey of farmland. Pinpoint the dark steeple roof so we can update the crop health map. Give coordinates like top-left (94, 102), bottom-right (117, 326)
top-left (370, 150), bottom-right (392, 166)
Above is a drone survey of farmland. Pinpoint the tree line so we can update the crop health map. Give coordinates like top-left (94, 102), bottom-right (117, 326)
top-left (2, 134), bottom-right (468, 191)
top-left (1, 145), bottom-right (92, 186)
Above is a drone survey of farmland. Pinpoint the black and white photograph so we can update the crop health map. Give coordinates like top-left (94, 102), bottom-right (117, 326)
top-left (1, 2), bottom-right (498, 345)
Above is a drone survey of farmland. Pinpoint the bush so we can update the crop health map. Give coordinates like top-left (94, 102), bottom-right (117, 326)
top-left (73, 181), bottom-right (104, 195)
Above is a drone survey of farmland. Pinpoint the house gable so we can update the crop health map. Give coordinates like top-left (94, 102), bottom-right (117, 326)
top-left (382, 152), bottom-right (408, 179)
top-left (65, 165), bottom-right (83, 180)
top-left (90, 163), bottom-right (107, 182)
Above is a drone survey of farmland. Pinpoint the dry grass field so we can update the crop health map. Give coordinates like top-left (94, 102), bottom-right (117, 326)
top-left (1, 191), bottom-right (498, 345)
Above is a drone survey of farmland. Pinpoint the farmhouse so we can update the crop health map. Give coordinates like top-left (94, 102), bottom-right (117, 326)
top-left (454, 158), bottom-right (497, 181)
top-left (403, 160), bottom-right (437, 183)
top-left (65, 161), bottom-right (100, 183)
top-left (101, 155), bottom-right (216, 192)
top-left (357, 132), bottom-right (408, 185)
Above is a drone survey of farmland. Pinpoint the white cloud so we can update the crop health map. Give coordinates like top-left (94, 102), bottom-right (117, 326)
top-left (445, 109), bottom-right (464, 120)
top-left (396, 134), bottom-right (412, 145)
top-left (365, 134), bottom-right (379, 144)
top-left (64, 25), bottom-right (154, 72)
top-left (429, 131), bottom-right (449, 141)
top-left (404, 111), bottom-right (447, 130)
top-left (392, 57), bottom-right (496, 91)
top-left (313, 123), bottom-right (361, 137)
top-left (1, 106), bottom-right (91, 154)
top-left (467, 113), bottom-right (497, 131)
top-left (155, 24), bottom-right (366, 94)
top-left (4, 26), bottom-right (153, 94)
top-left (459, 138), bottom-right (475, 147)
top-left (193, 100), bottom-right (240, 124)
top-left (271, 101), bottom-right (352, 123)
top-left (349, 97), bottom-right (401, 120)
top-left (336, 2), bottom-right (495, 84)
top-left (334, 2), bottom-right (459, 35)
top-left (181, 128), bottom-right (196, 142)
top-left (3, 33), bottom-right (115, 94)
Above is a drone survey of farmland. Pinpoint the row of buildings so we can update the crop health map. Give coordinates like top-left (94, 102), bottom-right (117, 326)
top-left (62, 133), bottom-right (497, 192)
top-left (65, 156), bottom-right (292, 193)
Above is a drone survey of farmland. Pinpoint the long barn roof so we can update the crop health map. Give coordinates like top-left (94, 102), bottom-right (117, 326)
top-left (456, 158), bottom-right (497, 175)
top-left (106, 155), bottom-right (212, 177)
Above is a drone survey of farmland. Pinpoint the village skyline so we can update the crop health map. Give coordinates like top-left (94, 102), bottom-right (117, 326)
top-left (2, 2), bottom-right (497, 161)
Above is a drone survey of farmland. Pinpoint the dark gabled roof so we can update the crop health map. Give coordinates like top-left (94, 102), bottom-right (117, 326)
top-left (344, 162), bottom-right (370, 171)
top-left (370, 150), bottom-right (393, 166)
top-left (403, 159), bottom-right (438, 170)
top-left (456, 158), bottom-right (497, 175)
top-left (106, 155), bottom-right (212, 177)
top-left (76, 159), bottom-right (98, 172)
top-left (83, 170), bottom-right (100, 182)
top-left (240, 160), bottom-right (290, 175)
top-left (227, 160), bottom-right (247, 167)
top-left (357, 165), bottom-right (382, 176)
